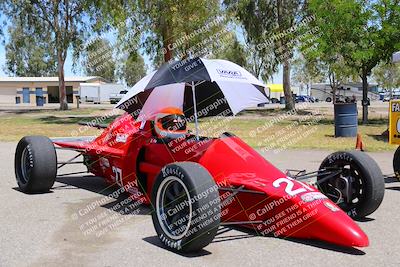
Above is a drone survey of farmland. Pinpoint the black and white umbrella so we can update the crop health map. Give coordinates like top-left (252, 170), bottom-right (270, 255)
top-left (116, 57), bottom-right (267, 138)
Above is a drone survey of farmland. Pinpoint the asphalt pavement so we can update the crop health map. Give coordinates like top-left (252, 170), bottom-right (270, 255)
top-left (0, 141), bottom-right (399, 267)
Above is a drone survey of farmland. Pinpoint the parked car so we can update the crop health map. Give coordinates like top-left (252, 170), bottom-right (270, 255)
top-left (383, 93), bottom-right (400, 101)
top-left (295, 95), bottom-right (310, 103)
top-left (257, 97), bottom-right (270, 106)
top-left (109, 90), bottom-right (128, 104)
top-left (269, 97), bottom-right (280, 103)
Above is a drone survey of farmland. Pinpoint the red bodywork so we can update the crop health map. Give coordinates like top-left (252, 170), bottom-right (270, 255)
top-left (54, 113), bottom-right (369, 248)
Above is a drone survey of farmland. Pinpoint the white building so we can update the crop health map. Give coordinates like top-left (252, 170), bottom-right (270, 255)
top-left (0, 76), bottom-right (124, 106)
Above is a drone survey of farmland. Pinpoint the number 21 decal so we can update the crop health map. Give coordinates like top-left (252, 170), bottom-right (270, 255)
top-left (272, 177), bottom-right (314, 196)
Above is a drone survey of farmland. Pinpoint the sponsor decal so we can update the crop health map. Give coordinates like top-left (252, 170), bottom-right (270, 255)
top-left (389, 100), bottom-right (400, 144)
top-left (116, 133), bottom-right (128, 143)
top-left (324, 201), bottom-right (340, 212)
top-left (216, 69), bottom-right (244, 79)
top-left (301, 192), bottom-right (328, 202)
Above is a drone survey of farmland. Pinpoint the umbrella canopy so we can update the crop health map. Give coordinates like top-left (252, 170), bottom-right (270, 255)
top-left (116, 57), bottom-right (267, 122)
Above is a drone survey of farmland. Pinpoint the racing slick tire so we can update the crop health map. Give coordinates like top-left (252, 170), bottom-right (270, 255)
top-left (393, 146), bottom-right (400, 180)
top-left (151, 162), bottom-right (220, 252)
top-left (15, 136), bottom-right (57, 193)
top-left (317, 151), bottom-right (384, 219)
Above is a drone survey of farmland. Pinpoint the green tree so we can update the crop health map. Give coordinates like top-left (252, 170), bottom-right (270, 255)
top-left (276, 0), bottom-right (306, 109)
top-left (120, 52), bottom-right (146, 87)
top-left (224, 1), bottom-right (277, 80)
top-left (224, 0), bottom-right (307, 110)
top-left (212, 32), bottom-right (247, 67)
top-left (373, 62), bottom-right (400, 93)
top-left (1, 0), bottom-right (97, 110)
top-left (291, 54), bottom-right (324, 91)
top-left (4, 21), bottom-right (57, 76)
top-left (309, 0), bottom-right (400, 123)
top-left (143, 0), bottom-right (223, 63)
top-left (83, 38), bottom-right (116, 82)
top-left (101, 0), bottom-right (224, 64)
top-left (301, 45), bottom-right (357, 103)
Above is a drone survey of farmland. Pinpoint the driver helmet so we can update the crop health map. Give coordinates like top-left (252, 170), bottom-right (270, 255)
top-left (153, 107), bottom-right (187, 139)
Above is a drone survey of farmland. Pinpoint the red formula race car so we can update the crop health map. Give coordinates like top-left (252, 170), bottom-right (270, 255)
top-left (15, 58), bottom-right (385, 252)
top-left (15, 109), bottom-right (384, 252)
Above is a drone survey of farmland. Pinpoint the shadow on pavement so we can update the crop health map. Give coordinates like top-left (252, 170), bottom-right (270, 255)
top-left (49, 175), bottom-right (369, 256)
top-left (143, 236), bottom-right (212, 257)
top-left (212, 234), bottom-right (255, 243)
top-left (55, 175), bottom-right (151, 216)
top-left (386, 186), bottom-right (400, 191)
top-left (144, 224), bottom-right (365, 256)
top-left (282, 238), bottom-right (366, 255)
top-left (12, 187), bottom-right (54, 194)
top-left (385, 176), bottom-right (398, 183)
top-left (229, 226), bottom-right (366, 255)
top-left (55, 175), bottom-right (113, 195)
top-left (355, 217), bottom-right (375, 222)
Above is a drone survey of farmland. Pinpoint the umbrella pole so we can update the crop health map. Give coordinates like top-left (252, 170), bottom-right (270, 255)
top-left (191, 81), bottom-right (199, 141)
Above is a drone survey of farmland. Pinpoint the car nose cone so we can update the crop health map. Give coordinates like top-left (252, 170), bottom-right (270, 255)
top-left (292, 207), bottom-right (369, 247)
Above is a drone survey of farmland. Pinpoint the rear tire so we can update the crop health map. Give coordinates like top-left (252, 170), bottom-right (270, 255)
top-left (151, 162), bottom-right (220, 252)
top-left (318, 151), bottom-right (384, 218)
top-left (15, 136), bottom-right (57, 193)
top-left (326, 97), bottom-right (332, 102)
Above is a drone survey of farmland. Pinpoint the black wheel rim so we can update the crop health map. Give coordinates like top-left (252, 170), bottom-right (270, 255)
top-left (20, 147), bottom-right (32, 184)
top-left (318, 160), bottom-right (365, 212)
top-left (156, 176), bottom-right (192, 240)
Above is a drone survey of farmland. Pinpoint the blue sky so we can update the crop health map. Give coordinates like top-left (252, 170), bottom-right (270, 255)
top-left (0, 25), bottom-right (283, 83)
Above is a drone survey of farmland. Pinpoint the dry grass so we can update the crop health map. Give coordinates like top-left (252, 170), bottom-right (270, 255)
top-left (0, 106), bottom-right (393, 151)
top-left (0, 115), bottom-right (101, 142)
top-left (218, 117), bottom-right (391, 152)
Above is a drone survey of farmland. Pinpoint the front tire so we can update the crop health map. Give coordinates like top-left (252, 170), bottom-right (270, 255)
top-left (15, 136), bottom-right (57, 193)
top-left (317, 151), bottom-right (384, 218)
top-left (151, 162), bottom-right (220, 252)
